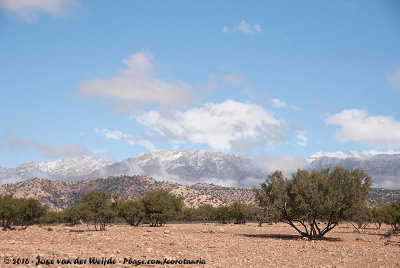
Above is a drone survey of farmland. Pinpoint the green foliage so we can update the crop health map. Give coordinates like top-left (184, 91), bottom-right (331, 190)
top-left (42, 211), bottom-right (65, 224)
top-left (17, 198), bottom-right (47, 228)
top-left (118, 199), bottom-right (145, 226)
top-left (0, 195), bottom-right (47, 230)
top-left (350, 205), bottom-right (371, 230)
top-left (141, 189), bottom-right (184, 226)
top-left (383, 197), bottom-right (400, 233)
top-left (195, 204), bottom-right (216, 222)
top-left (0, 195), bottom-right (20, 230)
top-left (215, 206), bottom-right (230, 224)
top-left (371, 206), bottom-right (386, 229)
top-left (180, 207), bottom-right (196, 222)
top-left (247, 205), bottom-right (270, 226)
top-left (79, 191), bottom-right (117, 231)
top-left (228, 202), bottom-right (248, 224)
top-left (254, 167), bottom-right (371, 240)
top-left (64, 203), bottom-right (89, 226)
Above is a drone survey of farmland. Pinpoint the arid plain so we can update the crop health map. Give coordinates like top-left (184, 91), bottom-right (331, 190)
top-left (1, 222), bottom-right (399, 268)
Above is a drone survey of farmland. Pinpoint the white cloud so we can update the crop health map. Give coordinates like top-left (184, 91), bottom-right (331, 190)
top-left (271, 97), bottom-right (301, 111)
top-left (255, 154), bottom-right (308, 177)
top-left (95, 128), bottom-right (156, 151)
top-left (138, 139), bottom-right (156, 151)
top-left (96, 128), bottom-right (135, 145)
top-left (77, 52), bottom-right (196, 113)
top-left (223, 72), bottom-right (245, 85)
top-left (325, 109), bottom-right (400, 148)
top-left (93, 148), bottom-right (105, 154)
top-left (296, 130), bottom-right (307, 147)
top-left (223, 20), bottom-right (261, 35)
top-left (291, 105), bottom-right (302, 111)
top-left (0, 0), bottom-right (80, 23)
top-left (137, 100), bottom-right (289, 151)
top-left (387, 68), bottom-right (400, 90)
top-left (308, 150), bottom-right (400, 161)
top-left (271, 98), bottom-right (287, 108)
top-left (4, 137), bottom-right (88, 158)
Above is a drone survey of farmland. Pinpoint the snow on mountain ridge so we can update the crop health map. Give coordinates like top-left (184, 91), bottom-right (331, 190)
top-left (0, 156), bottom-right (114, 184)
top-left (307, 150), bottom-right (400, 163)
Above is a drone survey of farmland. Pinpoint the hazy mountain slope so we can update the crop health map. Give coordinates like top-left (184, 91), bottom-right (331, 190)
top-left (91, 150), bottom-right (266, 187)
top-left (1, 150), bottom-right (399, 189)
top-left (308, 154), bottom-right (400, 189)
top-left (0, 156), bottom-right (114, 184)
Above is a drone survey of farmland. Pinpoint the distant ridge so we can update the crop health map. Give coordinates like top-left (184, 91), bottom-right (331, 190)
top-left (0, 176), bottom-right (255, 210)
top-left (0, 176), bottom-right (398, 211)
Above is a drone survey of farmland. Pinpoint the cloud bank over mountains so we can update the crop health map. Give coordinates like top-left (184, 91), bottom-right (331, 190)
top-left (1, 150), bottom-right (399, 190)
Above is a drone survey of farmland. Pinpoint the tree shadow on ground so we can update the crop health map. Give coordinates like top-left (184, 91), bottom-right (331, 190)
top-left (239, 233), bottom-right (341, 242)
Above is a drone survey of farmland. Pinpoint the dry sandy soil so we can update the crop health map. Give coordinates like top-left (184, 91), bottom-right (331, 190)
top-left (0, 222), bottom-right (399, 268)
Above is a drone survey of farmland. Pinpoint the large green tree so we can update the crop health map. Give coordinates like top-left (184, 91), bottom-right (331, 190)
top-left (141, 189), bottom-right (183, 226)
top-left (254, 167), bottom-right (371, 240)
top-left (118, 198), bottom-right (145, 226)
top-left (79, 191), bottom-right (117, 231)
top-left (228, 202), bottom-right (248, 224)
top-left (383, 197), bottom-right (400, 233)
top-left (0, 195), bottom-right (47, 230)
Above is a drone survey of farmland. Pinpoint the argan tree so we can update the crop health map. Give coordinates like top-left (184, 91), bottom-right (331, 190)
top-left (79, 191), bottom-right (117, 231)
top-left (0, 195), bottom-right (20, 230)
top-left (383, 197), bottom-right (400, 233)
top-left (141, 189), bottom-right (184, 226)
top-left (350, 205), bottom-right (371, 231)
top-left (0, 195), bottom-right (47, 230)
top-left (195, 204), bottom-right (216, 223)
top-left (254, 167), bottom-right (371, 240)
top-left (17, 198), bottom-right (47, 229)
top-left (215, 205), bottom-right (230, 224)
top-left (371, 206), bottom-right (386, 230)
top-left (118, 198), bottom-right (145, 226)
top-left (228, 202), bottom-right (248, 224)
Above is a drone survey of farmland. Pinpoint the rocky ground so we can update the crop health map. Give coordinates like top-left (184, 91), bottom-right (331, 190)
top-left (0, 222), bottom-right (399, 267)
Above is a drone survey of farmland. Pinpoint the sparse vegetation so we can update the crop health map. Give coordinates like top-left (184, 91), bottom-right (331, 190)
top-left (0, 195), bottom-right (47, 230)
top-left (254, 168), bottom-right (372, 240)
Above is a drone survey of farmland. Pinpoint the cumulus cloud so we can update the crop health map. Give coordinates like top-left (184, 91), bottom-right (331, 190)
top-left (137, 100), bottom-right (289, 151)
top-left (0, 0), bottom-right (80, 23)
top-left (296, 130), bottom-right (307, 147)
top-left (271, 98), bottom-right (287, 108)
top-left (95, 128), bottom-right (156, 151)
top-left (271, 97), bottom-right (301, 111)
top-left (223, 20), bottom-right (261, 35)
top-left (138, 139), bottom-right (156, 151)
top-left (387, 68), bottom-right (400, 90)
top-left (4, 137), bottom-right (88, 158)
top-left (325, 109), bottom-right (400, 148)
top-left (96, 128), bottom-right (135, 145)
top-left (77, 52), bottom-right (196, 113)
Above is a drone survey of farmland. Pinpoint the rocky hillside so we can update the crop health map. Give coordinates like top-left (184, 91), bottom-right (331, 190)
top-left (0, 176), bottom-right (398, 211)
top-left (0, 176), bottom-right (255, 210)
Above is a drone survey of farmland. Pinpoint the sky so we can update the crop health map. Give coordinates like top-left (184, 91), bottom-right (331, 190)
top-left (0, 0), bottom-right (400, 168)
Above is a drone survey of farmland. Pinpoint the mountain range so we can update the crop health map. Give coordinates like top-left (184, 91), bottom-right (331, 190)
top-left (0, 150), bottom-right (400, 189)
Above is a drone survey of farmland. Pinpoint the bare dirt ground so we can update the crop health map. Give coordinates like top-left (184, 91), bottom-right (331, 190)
top-left (1, 222), bottom-right (399, 268)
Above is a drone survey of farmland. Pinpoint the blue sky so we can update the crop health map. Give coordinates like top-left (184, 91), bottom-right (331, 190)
top-left (1, 0), bottom-right (400, 168)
